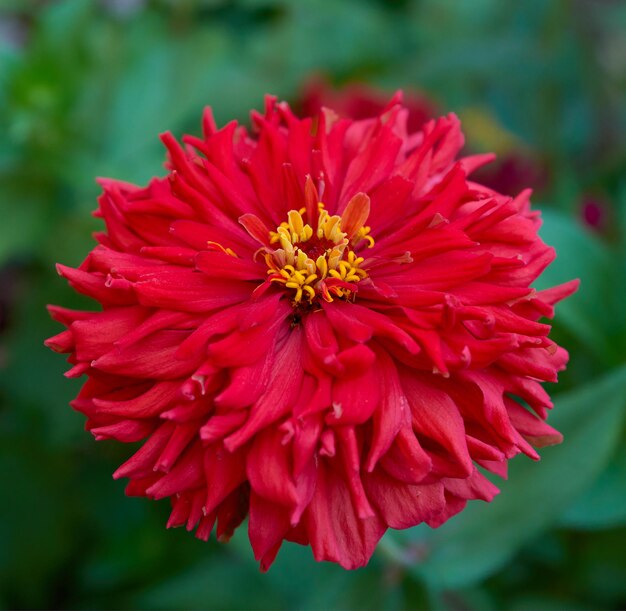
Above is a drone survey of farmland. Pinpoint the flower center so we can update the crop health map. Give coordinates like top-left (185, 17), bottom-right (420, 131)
top-left (265, 203), bottom-right (374, 304)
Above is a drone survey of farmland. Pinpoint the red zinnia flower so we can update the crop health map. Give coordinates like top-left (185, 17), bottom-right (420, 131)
top-left (46, 94), bottom-right (577, 570)
top-left (299, 77), bottom-right (436, 133)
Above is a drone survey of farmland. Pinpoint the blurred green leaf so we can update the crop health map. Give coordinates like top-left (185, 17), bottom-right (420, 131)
top-left (136, 526), bottom-right (408, 611)
top-left (1, 272), bottom-right (85, 445)
top-left (425, 584), bottom-right (498, 611)
top-left (131, 552), bottom-right (286, 611)
top-left (0, 441), bottom-right (78, 609)
top-left (247, 0), bottom-right (404, 85)
top-left (97, 20), bottom-right (232, 183)
top-left (391, 364), bottom-right (626, 589)
top-left (559, 447), bottom-right (626, 530)
top-left (537, 208), bottom-right (621, 363)
top-left (0, 181), bottom-right (48, 265)
top-left (508, 595), bottom-right (598, 611)
top-left (573, 527), bottom-right (626, 605)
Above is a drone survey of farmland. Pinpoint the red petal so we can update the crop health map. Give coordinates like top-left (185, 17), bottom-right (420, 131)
top-left (304, 459), bottom-right (386, 570)
top-left (402, 374), bottom-right (473, 478)
top-left (339, 192), bottom-right (370, 239)
top-left (225, 329), bottom-right (304, 451)
top-left (364, 469), bottom-right (446, 529)
top-left (248, 492), bottom-right (291, 570)
top-left (365, 350), bottom-right (410, 471)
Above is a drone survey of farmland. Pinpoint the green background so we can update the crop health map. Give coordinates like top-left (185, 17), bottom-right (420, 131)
top-left (1, 1), bottom-right (626, 609)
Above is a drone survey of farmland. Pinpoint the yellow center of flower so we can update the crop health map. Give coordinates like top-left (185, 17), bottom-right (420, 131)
top-left (265, 203), bottom-right (374, 304)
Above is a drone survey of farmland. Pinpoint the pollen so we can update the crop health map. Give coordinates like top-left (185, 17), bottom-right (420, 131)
top-left (265, 197), bottom-right (374, 304)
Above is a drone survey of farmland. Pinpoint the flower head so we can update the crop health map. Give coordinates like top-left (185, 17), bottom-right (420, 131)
top-left (46, 94), bottom-right (577, 570)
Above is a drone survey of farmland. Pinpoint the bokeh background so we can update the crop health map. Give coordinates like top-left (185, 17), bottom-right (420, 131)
top-left (1, 1), bottom-right (626, 609)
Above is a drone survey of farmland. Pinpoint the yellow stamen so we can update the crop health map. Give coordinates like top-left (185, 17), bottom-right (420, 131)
top-left (269, 258), bottom-right (319, 303)
top-left (207, 241), bottom-right (238, 257)
top-left (354, 226), bottom-right (375, 248)
top-left (265, 201), bottom-right (372, 304)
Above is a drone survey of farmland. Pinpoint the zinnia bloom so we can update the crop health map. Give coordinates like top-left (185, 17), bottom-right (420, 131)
top-left (46, 94), bottom-right (577, 570)
top-left (299, 77), bottom-right (436, 134)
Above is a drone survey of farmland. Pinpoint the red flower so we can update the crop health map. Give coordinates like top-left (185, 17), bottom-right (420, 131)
top-left (299, 77), bottom-right (436, 133)
top-left (471, 153), bottom-right (549, 197)
top-left (580, 195), bottom-right (610, 232)
top-left (46, 94), bottom-right (577, 570)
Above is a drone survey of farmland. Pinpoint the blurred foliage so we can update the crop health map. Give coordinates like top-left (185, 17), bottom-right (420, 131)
top-left (1, 0), bottom-right (626, 609)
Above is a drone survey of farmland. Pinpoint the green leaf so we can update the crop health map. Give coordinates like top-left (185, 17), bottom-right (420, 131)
top-left (390, 365), bottom-right (626, 589)
top-left (209, 525), bottom-right (406, 611)
top-left (0, 178), bottom-right (50, 265)
top-left (130, 552), bottom-right (286, 610)
top-left (508, 595), bottom-right (598, 611)
top-left (537, 208), bottom-right (620, 363)
top-left (573, 528), bottom-right (626, 605)
top-left (559, 447), bottom-right (626, 530)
